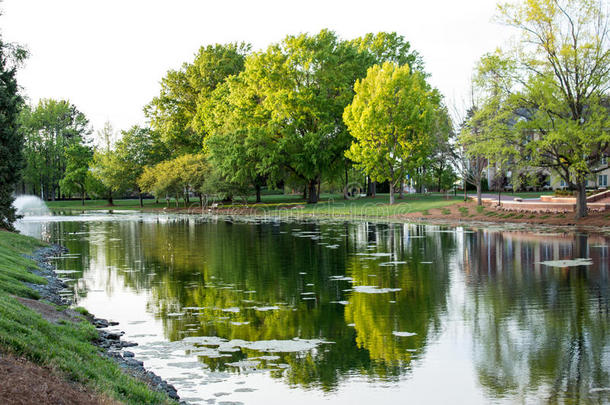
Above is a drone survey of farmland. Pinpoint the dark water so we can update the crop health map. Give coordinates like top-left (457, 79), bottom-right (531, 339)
top-left (17, 213), bottom-right (610, 404)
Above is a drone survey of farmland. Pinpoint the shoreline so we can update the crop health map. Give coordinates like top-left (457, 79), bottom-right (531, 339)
top-left (135, 203), bottom-right (610, 235)
top-left (48, 198), bottom-right (610, 232)
top-left (22, 242), bottom-right (184, 404)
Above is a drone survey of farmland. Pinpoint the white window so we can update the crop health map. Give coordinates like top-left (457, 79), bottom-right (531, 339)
top-left (601, 155), bottom-right (608, 166)
top-left (599, 175), bottom-right (608, 187)
top-left (560, 179), bottom-right (566, 187)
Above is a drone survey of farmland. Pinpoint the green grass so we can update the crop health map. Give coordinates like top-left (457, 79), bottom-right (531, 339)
top-left (441, 208), bottom-right (451, 215)
top-left (0, 231), bottom-right (174, 404)
top-left (46, 193), bottom-right (463, 218)
top-left (458, 207), bottom-right (469, 216)
top-left (476, 206), bottom-right (485, 214)
top-left (46, 194), bottom-right (309, 211)
top-left (0, 231), bottom-right (46, 298)
top-left (421, 209), bottom-right (430, 216)
top-left (274, 194), bottom-right (462, 217)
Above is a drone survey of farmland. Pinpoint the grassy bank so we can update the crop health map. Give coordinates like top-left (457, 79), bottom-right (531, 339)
top-left (47, 193), bottom-right (466, 215)
top-left (0, 231), bottom-right (174, 404)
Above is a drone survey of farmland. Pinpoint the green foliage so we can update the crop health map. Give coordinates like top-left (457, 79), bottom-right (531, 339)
top-left (145, 43), bottom-right (250, 153)
top-left (467, 0), bottom-right (610, 217)
top-left (0, 231), bottom-right (45, 298)
top-left (350, 32), bottom-right (424, 71)
top-left (138, 153), bottom-right (210, 205)
top-left (344, 62), bottom-right (441, 204)
top-left (20, 99), bottom-right (91, 200)
top-left (0, 232), bottom-right (175, 404)
top-left (229, 30), bottom-right (370, 203)
top-left (92, 126), bottom-right (168, 205)
top-left (0, 36), bottom-right (26, 230)
top-left (59, 143), bottom-right (94, 203)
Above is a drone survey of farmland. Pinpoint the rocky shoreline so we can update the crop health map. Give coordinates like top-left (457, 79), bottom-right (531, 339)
top-left (25, 244), bottom-right (183, 403)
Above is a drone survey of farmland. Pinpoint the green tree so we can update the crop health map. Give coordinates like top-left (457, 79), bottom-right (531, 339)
top-left (202, 77), bottom-right (277, 203)
top-left (91, 122), bottom-right (117, 205)
top-left (458, 106), bottom-right (489, 205)
top-left (59, 143), bottom-right (94, 205)
top-left (469, 0), bottom-right (610, 218)
top-left (20, 99), bottom-right (90, 200)
top-left (351, 31), bottom-right (425, 72)
top-left (344, 62), bottom-right (441, 204)
top-left (107, 126), bottom-right (168, 207)
top-left (138, 153), bottom-right (209, 207)
top-left (145, 43), bottom-right (250, 153)
top-left (0, 35), bottom-right (26, 230)
top-left (229, 30), bottom-right (370, 203)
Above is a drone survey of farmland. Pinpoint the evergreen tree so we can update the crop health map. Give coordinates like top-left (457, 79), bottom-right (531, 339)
top-left (0, 35), bottom-right (26, 230)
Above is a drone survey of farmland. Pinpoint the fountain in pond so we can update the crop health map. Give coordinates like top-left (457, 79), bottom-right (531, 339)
top-left (13, 195), bottom-right (51, 216)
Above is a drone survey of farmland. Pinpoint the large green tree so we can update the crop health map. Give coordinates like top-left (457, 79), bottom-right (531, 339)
top-left (145, 43), bottom-right (250, 153)
top-left (344, 62), bottom-right (441, 204)
top-left (20, 99), bottom-right (90, 200)
top-left (0, 35), bottom-right (26, 230)
top-left (218, 30), bottom-right (370, 203)
top-left (468, 0), bottom-right (610, 218)
top-left (59, 143), bottom-right (94, 205)
top-left (95, 126), bottom-right (168, 207)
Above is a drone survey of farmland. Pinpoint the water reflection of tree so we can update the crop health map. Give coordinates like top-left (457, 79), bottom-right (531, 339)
top-left (83, 219), bottom-right (456, 390)
top-left (464, 230), bottom-right (610, 403)
top-left (344, 224), bottom-right (454, 369)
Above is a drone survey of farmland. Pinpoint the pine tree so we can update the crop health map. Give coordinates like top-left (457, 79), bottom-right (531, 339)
top-left (0, 36), bottom-right (26, 230)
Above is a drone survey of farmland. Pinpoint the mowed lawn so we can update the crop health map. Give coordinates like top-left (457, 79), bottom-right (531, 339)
top-left (45, 193), bottom-right (468, 217)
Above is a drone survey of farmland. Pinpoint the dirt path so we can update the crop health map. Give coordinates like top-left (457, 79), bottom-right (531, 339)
top-left (0, 352), bottom-right (119, 405)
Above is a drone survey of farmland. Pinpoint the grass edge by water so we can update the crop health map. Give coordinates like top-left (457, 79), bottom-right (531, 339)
top-left (0, 230), bottom-right (176, 405)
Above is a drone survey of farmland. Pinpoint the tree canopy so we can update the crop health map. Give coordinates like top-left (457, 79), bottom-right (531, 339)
top-left (344, 62), bottom-right (442, 204)
top-left (465, 0), bottom-right (610, 217)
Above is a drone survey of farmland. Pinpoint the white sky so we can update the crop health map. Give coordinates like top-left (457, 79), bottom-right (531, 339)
top-left (1, 0), bottom-right (515, 135)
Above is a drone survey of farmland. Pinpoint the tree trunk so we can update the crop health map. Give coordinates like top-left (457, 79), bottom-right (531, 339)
top-left (344, 168), bottom-right (349, 200)
top-left (81, 186), bottom-right (85, 206)
top-left (575, 181), bottom-right (588, 218)
top-left (399, 178), bottom-right (405, 199)
top-left (175, 193), bottom-right (179, 207)
top-left (307, 179), bottom-right (318, 204)
top-left (198, 193), bottom-right (203, 207)
top-left (139, 192), bottom-right (143, 208)
top-left (476, 182), bottom-right (482, 206)
top-left (108, 191), bottom-right (114, 206)
top-left (303, 186), bottom-right (307, 200)
top-left (463, 178), bottom-right (467, 201)
top-left (255, 185), bottom-right (261, 203)
top-left (316, 178), bottom-right (321, 200)
top-left (389, 179), bottom-right (395, 205)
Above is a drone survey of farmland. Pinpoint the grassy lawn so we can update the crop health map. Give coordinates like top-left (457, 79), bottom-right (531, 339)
top-left (46, 193), bottom-right (463, 217)
top-left (0, 231), bottom-right (175, 404)
top-left (292, 194), bottom-right (462, 217)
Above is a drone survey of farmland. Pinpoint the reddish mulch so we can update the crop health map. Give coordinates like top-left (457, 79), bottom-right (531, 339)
top-left (397, 201), bottom-right (610, 228)
top-left (0, 352), bottom-right (120, 405)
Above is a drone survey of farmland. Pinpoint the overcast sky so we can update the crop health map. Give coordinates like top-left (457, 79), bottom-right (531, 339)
top-left (1, 0), bottom-right (515, 135)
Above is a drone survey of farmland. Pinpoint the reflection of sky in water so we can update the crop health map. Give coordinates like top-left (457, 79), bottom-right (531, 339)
top-left (17, 213), bottom-right (610, 405)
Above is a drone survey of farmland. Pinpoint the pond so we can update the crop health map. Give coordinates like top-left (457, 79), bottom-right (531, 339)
top-left (17, 213), bottom-right (610, 404)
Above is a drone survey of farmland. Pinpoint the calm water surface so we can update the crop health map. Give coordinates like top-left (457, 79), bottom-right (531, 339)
top-left (17, 213), bottom-right (610, 404)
